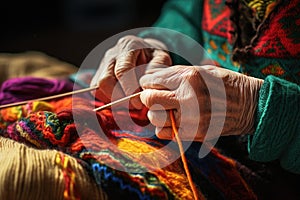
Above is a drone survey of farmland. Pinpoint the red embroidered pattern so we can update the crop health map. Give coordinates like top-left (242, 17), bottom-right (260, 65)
top-left (202, 0), bottom-right (232, 39)
top-left (261, 63), bottom-right (285, 76)
top-left (253, 0), bottom-right (300, 58)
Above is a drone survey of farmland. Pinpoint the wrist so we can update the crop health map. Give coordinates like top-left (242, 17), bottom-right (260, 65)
top-left (241, 76), bottom-right (264, 134)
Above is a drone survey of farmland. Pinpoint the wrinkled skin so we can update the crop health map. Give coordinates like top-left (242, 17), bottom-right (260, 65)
top-left (91, 35), bottom-right (264, 141)
top-left (140, 65), bottom-right (264, 141)
top-left (90, 35), bottom-right (172, 109)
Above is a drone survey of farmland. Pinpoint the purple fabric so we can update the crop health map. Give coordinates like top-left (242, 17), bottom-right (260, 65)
top-left (0, 77), bottom-right (74, 105)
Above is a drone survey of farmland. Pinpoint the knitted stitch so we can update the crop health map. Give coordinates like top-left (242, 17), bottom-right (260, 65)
top-left (248, 76), bottom-right (300, 173)
top-left (0, 136), bottom-right (106, 200)
top-left (0, 96), bottom-right (257, 199)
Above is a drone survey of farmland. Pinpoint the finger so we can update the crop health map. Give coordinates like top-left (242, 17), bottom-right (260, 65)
top-left (115, 50), bottom-right (140, 93)
top-left (139, 67), bottom-right (181, 90)
top-left (115, 50), bottom-right (143, 109)
top-left (147, 110), bottom-right (172, 127)
top-left (90, 54), bottom-right (115, 88)
top-left (146, 49), bottom-right (172, 72)
top-left (95, 76), bottom-right (125, 103)
top-left (92, 61), bottom-right (125, 103)
top-left (155, 127), bottom-right (173, 140)
top-left (157, 126), bottom-right (203, 141)
top-left (136, 49), bottom-right (149, 66)
top-left (140, 89), bottom-right (179, 110)
top-left (90, 48), bottom-right (115, 86)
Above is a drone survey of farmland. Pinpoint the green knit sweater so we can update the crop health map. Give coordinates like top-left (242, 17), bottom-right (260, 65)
top-left (139, 0), bottom-right (300, 174)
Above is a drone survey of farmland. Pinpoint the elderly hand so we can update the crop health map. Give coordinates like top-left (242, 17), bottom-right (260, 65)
top-left (139, 65), bottom-right (264, 141)
top-left (90, 35), bottom-right (172, 109)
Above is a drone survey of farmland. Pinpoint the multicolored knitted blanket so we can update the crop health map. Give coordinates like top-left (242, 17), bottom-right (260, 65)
top-left (0, 77), bottom-right (258, 200)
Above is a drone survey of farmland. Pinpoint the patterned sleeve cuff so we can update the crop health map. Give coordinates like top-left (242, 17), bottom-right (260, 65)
top-left (248, 75), bottom-right (300, 173)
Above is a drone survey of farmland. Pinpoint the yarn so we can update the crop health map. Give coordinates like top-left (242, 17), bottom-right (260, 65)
top-left (0, 95), bottom-right (258, 199)
top-left (0, 77), bottom-right (74, 105)
top-left (0, 136), bottom-right (106, 200)
top-left (7, 111), bottom-right (75, 149)
top-left (56, 152), bottom-right (79, 200)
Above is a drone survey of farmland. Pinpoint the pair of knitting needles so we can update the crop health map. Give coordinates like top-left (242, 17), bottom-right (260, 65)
top-left (0, 85), bottom-right (202, 199)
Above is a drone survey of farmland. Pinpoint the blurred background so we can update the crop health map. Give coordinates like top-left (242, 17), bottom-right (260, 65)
top-left (0, 0), bottom-right (166, 67)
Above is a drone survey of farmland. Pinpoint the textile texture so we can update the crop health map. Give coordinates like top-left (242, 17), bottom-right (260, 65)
top-left (0, 78), bottom-right (259, 199)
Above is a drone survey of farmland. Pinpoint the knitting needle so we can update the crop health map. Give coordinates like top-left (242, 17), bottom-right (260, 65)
top-left (0, 85), bottom-right (99, 109)
top-left (93, 91), bottom-right (142, 112)
top-left (170, 110), bottom-right (203, 200)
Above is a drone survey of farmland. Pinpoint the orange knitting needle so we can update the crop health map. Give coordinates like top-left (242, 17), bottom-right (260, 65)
top-left (170, 110), bottom-right (205, 200)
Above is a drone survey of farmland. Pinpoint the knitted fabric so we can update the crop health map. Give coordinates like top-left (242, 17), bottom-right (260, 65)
top-left (0, 95), bottom-right (257, 199)
top-left (251, 0), bottom-right (300, 59)
top-left (0, 136), bottom-right (106, 200)
top-left (201, 0), bottom-right (300, 84)
top-left (248, 76), bottom-right (300, 173)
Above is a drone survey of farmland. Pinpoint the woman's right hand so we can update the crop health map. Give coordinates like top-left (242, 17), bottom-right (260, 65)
top-left (90, 35), bottom-right (172, 109)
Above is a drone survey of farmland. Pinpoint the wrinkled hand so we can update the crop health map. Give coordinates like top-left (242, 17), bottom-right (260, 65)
top-left (90, 35), bottom-right (172, 109)
top-left (139, 65), bottom-right (264, 141)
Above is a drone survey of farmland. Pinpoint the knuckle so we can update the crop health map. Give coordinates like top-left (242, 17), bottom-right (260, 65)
top-left (118, 35), bottom-right (135, 43)
top-left (145, 92), bottom-right (155, 107)
top-left (141, 91), bottom-right (154, 108)
top-left (125, 49), bottom-right (136, 57)
top-left (114, 52), bottom-right (137, 79)
top-left (155, 52), bottom-right (172, 66)
top-left (162, 53), bottom-right (172, 65)
top-left (117, 35), bottom-right (139, 48)
top-left (114, 66), bottom-right (127, 79)
top-left (117, 35), bottom-right (147, 51)
top-left (181, 67), bottom-right (202, 84)
top-left (188, 67), bottom-right (201, 78)
top-left (104, 49), bottom-right (114, 58)
top-left (117, 35), bottom-right (130, 44)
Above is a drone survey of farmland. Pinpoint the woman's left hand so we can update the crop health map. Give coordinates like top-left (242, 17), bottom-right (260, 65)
top-left (139, 65), bottom-right (264, 141)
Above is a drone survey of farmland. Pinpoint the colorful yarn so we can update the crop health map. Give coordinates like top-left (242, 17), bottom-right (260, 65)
top-left (0, 77), bottom-right (74, 105)
top-left (245, 0), bottom-right (277, 21)
top-left (0, 136), bottom-right (106, 200)
top-left (0, 94), bottom-right (258, 199)
top-left (7, 111), bottom-right (75, 149)
top-left (56, 152), bottom-right (79, 200)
